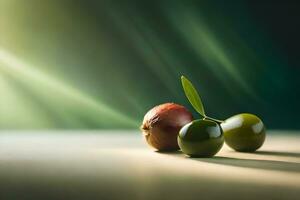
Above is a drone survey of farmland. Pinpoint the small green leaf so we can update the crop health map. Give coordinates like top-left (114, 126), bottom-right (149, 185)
top-left (181, 75), bottom-right (206, 117)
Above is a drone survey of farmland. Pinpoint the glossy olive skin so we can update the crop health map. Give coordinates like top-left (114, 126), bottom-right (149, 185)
top-left (221, 113), bottom-right (266, 152)
top-left (178, 119), bottom-right (224, 157)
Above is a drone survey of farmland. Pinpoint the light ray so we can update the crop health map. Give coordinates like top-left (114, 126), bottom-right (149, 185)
top-left (107, 10), bottom-right (180, 99)
top-left (0, 48), bottom-right (139, 128)
top-left (166, 7), bottom-right (258, 99)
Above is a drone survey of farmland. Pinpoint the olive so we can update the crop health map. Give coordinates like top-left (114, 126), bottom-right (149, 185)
top-left (178, 119), bottom-right (224, 157)
top-left (221, 113), bottom-right (266, 152)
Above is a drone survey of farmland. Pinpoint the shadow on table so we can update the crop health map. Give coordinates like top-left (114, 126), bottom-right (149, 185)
top-left (253, 151), bottom-right (300, 158)
top-left (156, 149), bottom-right (300, 173)
top-left (155, 150), bottom-right (182, 155)
top-left (192, 156), bottom-right (300, 173)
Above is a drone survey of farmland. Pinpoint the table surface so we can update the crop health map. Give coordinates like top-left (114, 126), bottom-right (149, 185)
top-left (0, 131), bottom-right (299, 200)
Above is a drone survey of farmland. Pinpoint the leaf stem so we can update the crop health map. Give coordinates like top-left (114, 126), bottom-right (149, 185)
top-left (204, 116), bottom-right (225, 124)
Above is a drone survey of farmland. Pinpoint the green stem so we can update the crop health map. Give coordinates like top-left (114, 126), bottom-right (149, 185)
top-left (204, 116), bottom-right (224, 124)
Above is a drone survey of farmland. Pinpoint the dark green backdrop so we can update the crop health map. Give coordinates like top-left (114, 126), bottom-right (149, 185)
top-left (0, 0), bottom-right (299, 129)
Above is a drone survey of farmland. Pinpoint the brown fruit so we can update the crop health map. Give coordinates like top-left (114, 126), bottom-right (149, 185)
top-left (141, 103), bottom-right (193, 151)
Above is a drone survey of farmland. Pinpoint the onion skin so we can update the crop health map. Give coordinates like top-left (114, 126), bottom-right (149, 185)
top-left (141, 103), bottom-right (193, 151)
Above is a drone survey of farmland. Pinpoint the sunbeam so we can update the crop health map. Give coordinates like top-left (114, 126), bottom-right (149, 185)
top-left (0, 48), bottom-right (139, 128)
top-left (166, 6), bottom-right (258, 99)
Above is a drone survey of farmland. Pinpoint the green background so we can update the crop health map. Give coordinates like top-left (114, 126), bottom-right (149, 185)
top-left (0, 0), bottom-right (299, 129)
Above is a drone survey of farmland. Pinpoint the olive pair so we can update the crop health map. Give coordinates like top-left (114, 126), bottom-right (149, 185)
top-left (178, 113), bottom-right (266, 157)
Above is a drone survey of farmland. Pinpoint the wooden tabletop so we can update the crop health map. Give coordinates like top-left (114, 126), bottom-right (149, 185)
top-left (0, 131), bottom-right (299, 200)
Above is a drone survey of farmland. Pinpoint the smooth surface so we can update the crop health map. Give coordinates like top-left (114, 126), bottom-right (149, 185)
top-left (0, 131), bottom-right (299, 200)
top-left (178, 119), bottom-right (224, 157)
top-left (222, 113), bottom-right (266, 152)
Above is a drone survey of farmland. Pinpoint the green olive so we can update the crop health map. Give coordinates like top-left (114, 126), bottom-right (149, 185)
top-left (178, 119), bottom-right (224, 157)
top-left (221, 113), bottom-right (266, 152)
